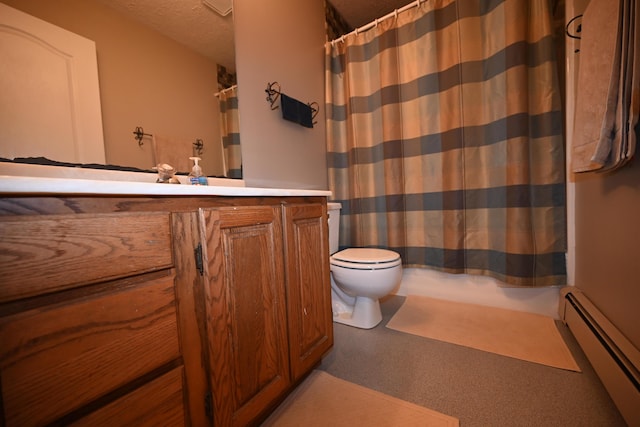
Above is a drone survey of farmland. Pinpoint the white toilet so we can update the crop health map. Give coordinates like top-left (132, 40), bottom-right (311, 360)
top-left (327, 202), bottom-right (402, 329)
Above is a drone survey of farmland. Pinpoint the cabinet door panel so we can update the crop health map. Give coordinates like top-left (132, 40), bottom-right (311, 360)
top-left (283, 203), bottom-right (333, 380)
top-left (0, 275), bottom-right (180, 426)
top-left (201, 206), bottom-right (290, 427)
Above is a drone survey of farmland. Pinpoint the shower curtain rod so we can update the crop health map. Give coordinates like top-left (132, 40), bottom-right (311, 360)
top-left (214, 84), bottom-right (237, 97)
top-left (330, 0), bottom-right (426, 45)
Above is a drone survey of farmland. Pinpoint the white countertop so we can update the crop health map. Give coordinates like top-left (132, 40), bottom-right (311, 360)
top-left (0, 175), bottom-right (332, 197)
top-left (0, 164), bottom-right (331, 197)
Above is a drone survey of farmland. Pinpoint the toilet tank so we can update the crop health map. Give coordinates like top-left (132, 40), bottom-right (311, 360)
top-left (327, 202), bottom-right (341, 254)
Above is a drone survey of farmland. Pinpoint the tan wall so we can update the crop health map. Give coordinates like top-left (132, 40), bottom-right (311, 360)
top-left (2, 0), bottom-right (225, 176)
top-left (574, 160), bottom-right (640, 348)
top-left (234, 0), bottom-right (328, 189)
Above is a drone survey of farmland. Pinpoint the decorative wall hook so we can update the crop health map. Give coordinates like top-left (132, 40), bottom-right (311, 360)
top-left (566, 15), bottom-right (583, 39)
top-left (193, 138), bottom-right (204, 155)
top-left (265, 82), bottom-right (281, 110)
top-left (308, 102), bottom-right (319, 126)
top-left (566, 14), bottom-right (583, 53)
top-left (133, 126), bottom-right (152, 146)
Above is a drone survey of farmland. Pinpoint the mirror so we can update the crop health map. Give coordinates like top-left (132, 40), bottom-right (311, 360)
top-left (0, 0), bottom-right (241, 178)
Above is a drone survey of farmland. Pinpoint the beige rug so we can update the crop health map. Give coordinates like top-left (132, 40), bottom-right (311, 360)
top-left (262, 370), bottom-right (459, 426)
top-left (386, 295), bottom-right (581, 372)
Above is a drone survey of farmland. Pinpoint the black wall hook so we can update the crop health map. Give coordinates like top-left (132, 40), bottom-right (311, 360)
top-left (133, 126), bottom-right (152, 146)
top-left (266, 82), bottom-right (281, 110)
top-left (566, 15), bottom-right (583, 40)
top-left (566, 14), bottom-right (583, 53)
top-left (193, 138), bottom-right (204, 155)
top-left (308, 102), bottom-right (319, 126)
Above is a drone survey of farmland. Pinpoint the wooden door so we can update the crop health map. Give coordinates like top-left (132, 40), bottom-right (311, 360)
top-left (0, 3), bottom-right (105, 163)
top-left (199, 206), bottom-right (290, 426)
top-left (283, 203), bottom-right (333, 380)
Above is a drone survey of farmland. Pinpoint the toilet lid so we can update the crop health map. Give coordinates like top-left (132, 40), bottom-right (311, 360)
top-left (331, 248), bottom-right (400, 264)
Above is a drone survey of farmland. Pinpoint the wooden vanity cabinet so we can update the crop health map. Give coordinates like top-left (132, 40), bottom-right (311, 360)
top-left (0, 204), bottom-right (193, 426)
top-left (0, 195), bottom-right (333, 427)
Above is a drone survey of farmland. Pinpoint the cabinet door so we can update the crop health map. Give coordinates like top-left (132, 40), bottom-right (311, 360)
top-left (200, 206), bottom-right (290, 427)
top-left (0, 3), bottom-right (105, 163)
top-left (283, 203), bottom-right (334, 380)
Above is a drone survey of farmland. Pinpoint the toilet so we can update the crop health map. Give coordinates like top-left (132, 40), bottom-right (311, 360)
top-left (327, 202), bottom-right (402, 329)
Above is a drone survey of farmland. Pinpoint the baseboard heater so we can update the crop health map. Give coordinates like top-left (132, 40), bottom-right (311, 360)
top-left (559, 287), bottom-right (640, 426)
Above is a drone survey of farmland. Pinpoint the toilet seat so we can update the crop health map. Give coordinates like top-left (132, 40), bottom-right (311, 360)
top-left (330, 248), bottom-right (401, 270)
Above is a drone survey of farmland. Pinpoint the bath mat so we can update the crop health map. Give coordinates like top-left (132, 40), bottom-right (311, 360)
top-left (386, 295), bottom-right (581, 372)
top-left (261, 370), bottom-right (459, 426)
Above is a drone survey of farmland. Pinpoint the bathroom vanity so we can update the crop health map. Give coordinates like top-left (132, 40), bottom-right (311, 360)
top-left (0, 174), bottom-right (333, 426)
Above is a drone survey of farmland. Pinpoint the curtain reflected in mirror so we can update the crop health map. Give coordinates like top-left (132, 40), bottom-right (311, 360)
top-left (217, 85), bottom-right (242, 179)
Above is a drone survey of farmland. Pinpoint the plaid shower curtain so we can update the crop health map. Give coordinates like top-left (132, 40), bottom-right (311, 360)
top-left (325, 0), bottom-right (566, 287)
top-left (218, 86), bottom-right (242, 179)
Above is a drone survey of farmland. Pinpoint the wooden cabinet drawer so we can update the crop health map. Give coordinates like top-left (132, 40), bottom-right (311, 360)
top-left (0, 212), bottom-right (173, 302)
top-left (0, 274), bottom-right (180, 427)
top-left (71, 367), bottom-right (186, 427)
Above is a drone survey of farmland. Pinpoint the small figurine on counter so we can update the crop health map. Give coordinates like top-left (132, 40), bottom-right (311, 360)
top-left (154, 163), bottom-right (181, 184)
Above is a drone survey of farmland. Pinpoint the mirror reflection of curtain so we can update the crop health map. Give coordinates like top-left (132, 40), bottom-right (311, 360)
top-left (218, 85), bottom-right (242, 178)
top-left (325, 0), bottom-right (566, 287)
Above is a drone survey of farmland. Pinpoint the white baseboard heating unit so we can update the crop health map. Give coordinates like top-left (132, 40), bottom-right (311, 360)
top-left (559, 287), bottom-right (640, 426)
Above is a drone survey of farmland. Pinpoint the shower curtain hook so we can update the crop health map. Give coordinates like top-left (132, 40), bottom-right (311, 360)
top-left (394, 9), bottom-right (398, 19)
top-left (415, 0), bottom-right (421, 8)
top-left (374, 18), bottom-right (378, 27)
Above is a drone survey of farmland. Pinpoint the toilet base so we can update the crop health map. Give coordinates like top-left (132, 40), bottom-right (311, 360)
top-left (332, 293), bottom-right (383, 329)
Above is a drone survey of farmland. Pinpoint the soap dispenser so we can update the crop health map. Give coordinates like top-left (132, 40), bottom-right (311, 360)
top-left (188, 157), bottom-right (208, 186)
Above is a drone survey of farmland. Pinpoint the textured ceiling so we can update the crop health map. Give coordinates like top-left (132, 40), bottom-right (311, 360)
top-left (98, 0), bottom-right (415, 71)
top-left (97, 0), bottom-right (235, 70)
